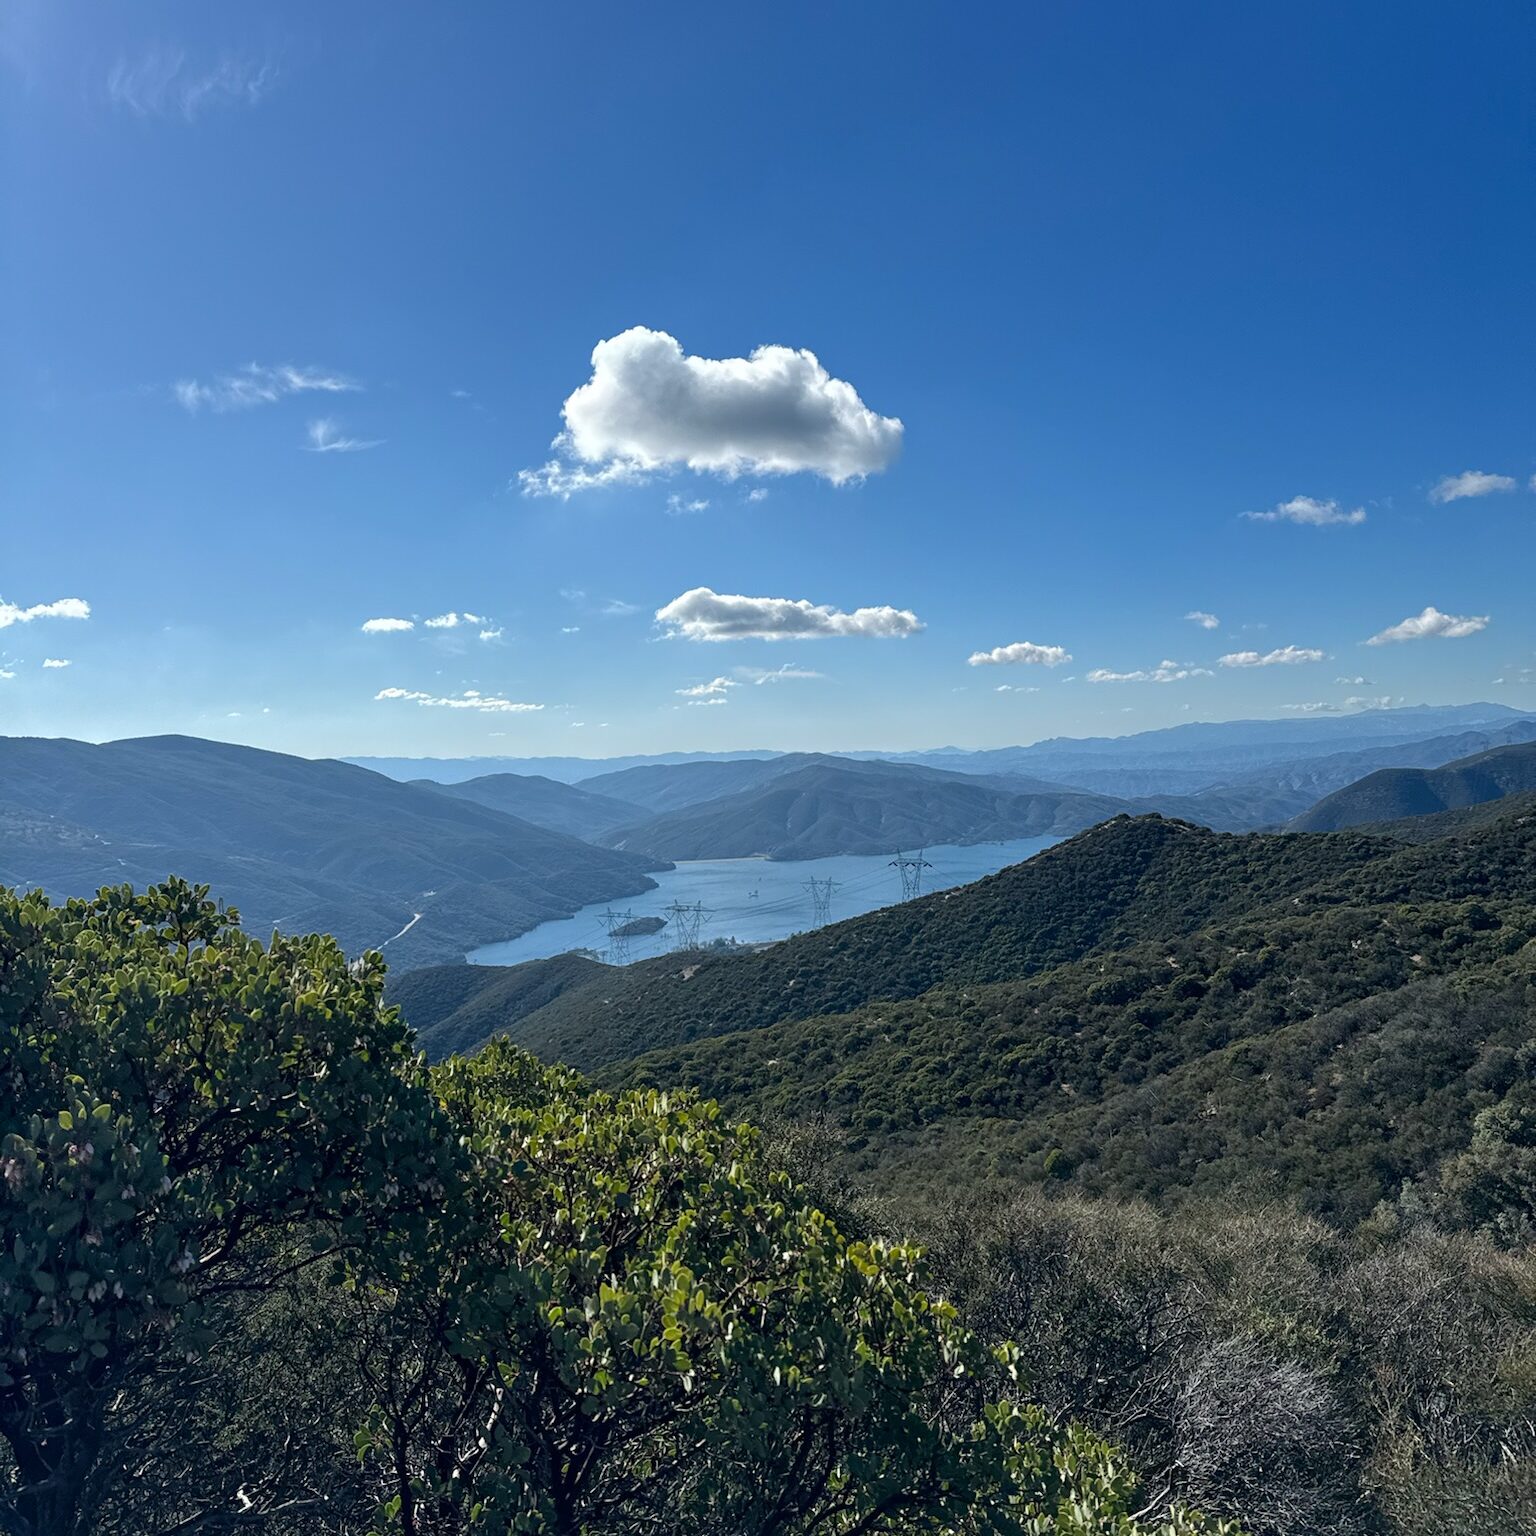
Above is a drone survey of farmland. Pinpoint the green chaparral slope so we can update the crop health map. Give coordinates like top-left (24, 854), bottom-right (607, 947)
top-left (601, 802), bottom-right (1536, 1221)
top-left (390, 815), bottom-right (1416, 1071)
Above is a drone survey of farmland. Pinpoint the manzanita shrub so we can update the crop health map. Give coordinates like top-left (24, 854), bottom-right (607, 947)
top-left (353, 1041), bottom-right (1235, 1535)
top-left (0, 880), bottom-right (451, 1536)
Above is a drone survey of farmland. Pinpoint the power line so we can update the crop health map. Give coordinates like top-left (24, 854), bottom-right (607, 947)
top-left (663, 900), bottom-right (710, 952)
top-left (802, 877), bottom-right (839, 926)
top-left (889, 849), bottom-right (933, 901)
top-left (599, 908), bottom-right (637, 965)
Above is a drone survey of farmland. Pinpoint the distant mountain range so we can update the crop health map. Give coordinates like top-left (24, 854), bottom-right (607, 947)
top-left (1289, 740), bottom-right (1536, 831)
top-left (411, 718), bottom-right (1536, 861)
top-left (0, 735), bottom-right (664, 969)
top-left (350, 703), bottom-right (1536, 795)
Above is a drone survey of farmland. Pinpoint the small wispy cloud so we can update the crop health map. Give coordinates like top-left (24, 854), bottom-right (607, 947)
top-left (375, 687), bottom-right (542, 713)
top-left (1219, 645), bottom-right (1326, 668)
top-left (175, 364), bottom-right (359, 414)
top-left (424, 612), bottom-right (484, 629)
top-left (1185, 610), bottom-right (1220, 629)
top-left (746, 488), bottom-right (769, 503)
top-left (736, 664), bottom-right (825, 685)
top-left (41, 658), bottom-right (71, 669)
top-left (676, 677), bottom-right (738, 701)
top-left (1366, 606), bottom-right (1489, 645)
top-left (1429, 470), bottom-right (1516, 504)
top-left (108, 49), bottom-right (278, 122)
top-left (306, 418), bottom-right (382, 453)
top-left (666, 494), bottom-right (710, 516)
top-left (361, 617), bottom-right (414, 634)
top-left (1087, 660), bottom-right (1212, 684)
top-left (518, 458), bottom-right (649, 498)
top-left (1243, 495), bottom-right (1366, 527)
top-left (0, 596), bottom-right (90, 630)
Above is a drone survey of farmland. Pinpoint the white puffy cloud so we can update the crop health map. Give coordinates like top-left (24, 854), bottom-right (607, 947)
top-left (1429, 470), bottom-right (1516, 504)
top-left (676, 677), bottom-right (738, 699)
top-left (0, 596), bottom-right (90, 629)
top-left (174, 364), bottom-right (358, 413)
top-left (1243, 496), bottom-right (1366, 526)
top-left (967, 641), bottom-right (1072, 668)
top-left (1366, 606), bottom-right (1490, 644)
top-left (655, 587), bottom-right (921, 642)
top-left (374, 688), bottom-right (542, 713)
top-left (1087, 660), bottom-right (1213, 684)
top-left (424, 612), bottom-right (484, 629)
top-left (518, 327), bottom-right (902, 496)
top-left (41, 658), bottom-right (71, 669)
top-left (1185, 611), bottom-right (1220, 629)
top-left (361, 617), bottom-right (414, 634)
top-left (305, 418), bottom-right (381, 453)
top-left (478, 627), bottom-right (504, 642)
top-left (1219, 645), bottom-right (1326, 668)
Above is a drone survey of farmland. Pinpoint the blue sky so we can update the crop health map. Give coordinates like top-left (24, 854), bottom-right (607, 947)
top-left (3, 1), bottom-right (1533, 758)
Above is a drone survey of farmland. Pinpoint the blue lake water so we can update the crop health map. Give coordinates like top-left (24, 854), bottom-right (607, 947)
top-left (467, 834), bottom-right (1060, 969)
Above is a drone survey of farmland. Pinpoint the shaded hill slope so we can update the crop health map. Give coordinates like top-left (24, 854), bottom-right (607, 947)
top-left (415, 771), bottom-right (644, 841)
top-left (1290, 741), bottom-right (1536, 831)
top-left (0, 734), bottom-right (664, 969)
top-left (599, 760), bottom-right (1127, 860)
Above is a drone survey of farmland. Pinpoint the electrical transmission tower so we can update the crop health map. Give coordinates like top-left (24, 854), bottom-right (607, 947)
top-left (889, 849), bottom-right (933, 901)
top-left (663, 900), bottom-right (709, 952)
top-left (803, 877), bottom-right (838, 926)
top-left (599, 908), bottom-right (637, 965)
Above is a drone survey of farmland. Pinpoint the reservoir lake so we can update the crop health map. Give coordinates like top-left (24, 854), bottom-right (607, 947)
top-left (467, 833), bottom-right (1060, 968)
